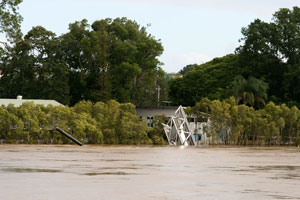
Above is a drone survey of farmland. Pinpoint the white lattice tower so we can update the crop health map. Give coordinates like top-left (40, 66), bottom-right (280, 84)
top-left (162, 106), bottom-right (196, 146)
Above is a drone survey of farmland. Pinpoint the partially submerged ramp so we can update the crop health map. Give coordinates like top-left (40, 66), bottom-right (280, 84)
top-left (162, 106), bottom-right (196, 146)
top-left (56, 127), bottom-right (83, 146)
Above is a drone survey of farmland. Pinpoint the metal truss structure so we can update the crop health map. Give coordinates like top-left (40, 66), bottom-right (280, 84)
top-left (162, 106), bottom-right (196, 146)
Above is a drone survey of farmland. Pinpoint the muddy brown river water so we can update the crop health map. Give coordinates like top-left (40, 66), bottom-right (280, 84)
top-left (1, 145), bottom-right (300, 200)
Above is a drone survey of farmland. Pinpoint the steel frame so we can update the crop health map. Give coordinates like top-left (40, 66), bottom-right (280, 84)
top-left (162, 106), bottom-right (196, 146)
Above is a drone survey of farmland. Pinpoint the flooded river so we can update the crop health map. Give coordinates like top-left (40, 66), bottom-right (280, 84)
top-left (1, 145), bottom-right (300, 200)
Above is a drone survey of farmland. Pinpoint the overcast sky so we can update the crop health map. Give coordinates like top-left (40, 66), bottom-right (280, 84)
top-left (19, 0), bottom-right (300, 73)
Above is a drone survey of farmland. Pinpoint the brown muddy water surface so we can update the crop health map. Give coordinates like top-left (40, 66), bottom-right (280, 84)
top-left (1, 145), bottom-right (300, 200)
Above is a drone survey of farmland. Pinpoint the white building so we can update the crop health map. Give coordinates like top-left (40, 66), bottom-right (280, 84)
top-left (136, 106), bottom-right (210, 145)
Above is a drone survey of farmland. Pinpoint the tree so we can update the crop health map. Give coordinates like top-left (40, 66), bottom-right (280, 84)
top-left (147, 114), bottom-right (168, 145)
top-left (0, 0), bottom-right (23, 97)
top-left (209, 100), bottom-right (231, 142)
top-left (0, 105), bottom-right (24, 142)
top-left (61, 18), bottom-right (164, 106)
top-left (92, 18), bottom-right (164, 106)
top-left (117, 102), bottom-right (151, 144)
top-left (178, 64), bottom-right (197, 76)
top-left (0, 26), bottom-right (70, 104)
top-left (61, 19), bottom-right (112, 104)
top-left (15, 102), bottom-right (41, 143)
top-left (260, 102), bottom-right (285, 144)
top-left (280, 104), bottom-right (300, 145)
top-left (0, 0), bottom-right (23, 42)
top-left (169, 54), bottom-right (242, 106)
top-left (0, 17), bottom-right (165, 106)
top-left (231, 75), bottom-right (268, 106)
top-left (236, 7), bottom-right (300, 103)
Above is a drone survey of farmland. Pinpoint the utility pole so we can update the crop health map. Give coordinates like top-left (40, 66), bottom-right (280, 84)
top-left (157, 85), bottom-right (160, 107)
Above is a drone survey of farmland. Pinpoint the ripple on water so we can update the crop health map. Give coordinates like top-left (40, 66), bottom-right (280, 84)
top-left (83, 172), bottom-right (136, 176)
top-left (234, 165), bottom-right (300, 172)
top-left (250, 165), bottom-right (300, 171)
top-left (233, 165), bottom-right (300, 180)
top-left (1, 168), bottom-right (63, 173)
top-left (243, 189), bottom-right (300, 200)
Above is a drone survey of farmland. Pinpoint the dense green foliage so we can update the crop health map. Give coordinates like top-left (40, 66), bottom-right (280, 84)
top-left (170, 7), bottom-right (300, 107)
top-left (236, 7), bottom-right (300, 106)
top-left (2, 98), bottom-right (300, 146)
top-left (0, 0), bottom-right (23, 41)
top-left (0, 17), bottom-right (167, 106)
top-left (169, 54), bottom-right (242, 105)
top-left (191, 97), bottom-right (300, 146)
top-left (0, 100), bottom-right (166, 145)
top-left (178, 64), bottom-right (197, 76)
top-left (147, 114), bottom-right (168, 145)
top-left (231, 75), bottom-right (268, 106)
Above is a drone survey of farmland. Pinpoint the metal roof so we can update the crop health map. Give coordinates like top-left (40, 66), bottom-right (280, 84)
top-left (0, 99), bottom-right (63, 107)
top-left (136, 107), bottom-right (178, 118)
top-left (136, 106), bottom-right (209, 119)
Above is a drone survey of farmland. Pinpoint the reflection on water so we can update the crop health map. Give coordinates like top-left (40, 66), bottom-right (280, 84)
top-left (250, 165), bottom-right (300, 171)
top-left (84, 172), bottom-right (136, 176)
top-left (0, 145), bottom-right (300, 200)
top-left (1, 168), bottom-right (62, 173)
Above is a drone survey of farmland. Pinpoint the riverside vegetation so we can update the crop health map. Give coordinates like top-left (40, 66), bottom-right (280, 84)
top-left (2, 98), bottom-right (300, 146)
top-left (0, 100), bottom-right (167, 145)
top-left (187, 97), bottom-right (300, 146)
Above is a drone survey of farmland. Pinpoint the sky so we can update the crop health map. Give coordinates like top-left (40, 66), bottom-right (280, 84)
top-left (18, 0), bottom-right (300, 73)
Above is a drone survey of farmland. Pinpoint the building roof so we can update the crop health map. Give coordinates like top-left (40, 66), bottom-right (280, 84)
top-left (136, 107), bottom-right (178, 118)
top-left (136, 106), bottom-right (210, 119)
top-left (0, 98), bottom-right (62, 107)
